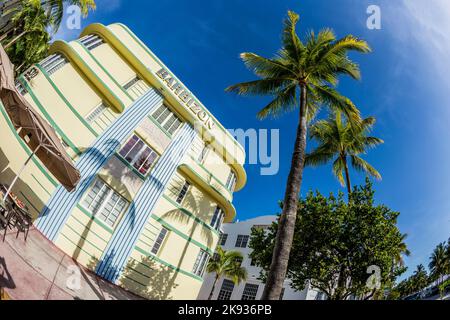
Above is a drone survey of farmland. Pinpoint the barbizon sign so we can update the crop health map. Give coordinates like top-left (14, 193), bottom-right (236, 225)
top-left (156, 68), bottom-right (215, 130)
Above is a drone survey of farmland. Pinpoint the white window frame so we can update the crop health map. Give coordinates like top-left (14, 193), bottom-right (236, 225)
top-left (225, 170), bottom-right (237, 192)
top-left (85, 102), bottom-right (108, 124)
top-left (80, 34), bottom-right (105, 51)
top-left (176, 180), bottom-right (190, 204)
top-left (151, 227), bottom-right (169, 255)
top-left (192, 249), bottom-right (210, 277)
top-left (118, 134), bottom-right (159, 176)
top-left (151, 104), bottom-right (183, 136)
top-left (218, 279), bottom-right (235, 300)
top-left (241, 283), bottom-right (259, 300)
top-left (123, 76), bottom-right (141, 90)
top-left (210, 206), bottom-right (224, 231)
top-left (82, 178), bottom-right (129, 227)
top-left (40, 53), bottom-right (68, 75)
top-left (235, 235), bottom-right (249, 248)
top-left (219, 233), bottom-right (228, 246)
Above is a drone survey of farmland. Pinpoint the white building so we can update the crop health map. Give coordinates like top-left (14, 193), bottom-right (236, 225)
top-left (197, 216), bottom-right (324, 300)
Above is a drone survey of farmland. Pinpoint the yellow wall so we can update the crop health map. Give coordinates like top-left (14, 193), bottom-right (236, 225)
top-left (0, 102), bottom-right (57, 220)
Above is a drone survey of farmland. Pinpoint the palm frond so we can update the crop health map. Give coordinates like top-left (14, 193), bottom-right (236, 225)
top-left (256, 84), bottom-right (297, 119)
top-left (237, 52), bottom-right (294, 79)
top-left (314, 85), bottom-right (361, 125)
top-left (332, 156), bottom-right (346, 186)
top-left (225, 78), bottom-right (293, 96)
top-left (282, 10), bottom-right (305, 64)
top-left (350, 155), bottom-right (382, 180)
top-left (305, 148), bottom-right (335, 167)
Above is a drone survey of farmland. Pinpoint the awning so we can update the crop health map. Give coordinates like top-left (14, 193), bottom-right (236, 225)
top-left (0, 44), bottom-right (80, 192)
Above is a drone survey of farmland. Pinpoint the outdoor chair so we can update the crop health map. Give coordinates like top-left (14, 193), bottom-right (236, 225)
top-left (13, 206), bottom-right (32, 241)
top-left (1, 199), bottom-right (16, 242)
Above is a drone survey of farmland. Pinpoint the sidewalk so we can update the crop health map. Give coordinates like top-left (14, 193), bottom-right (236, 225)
top-left (0, 227), bottom-right (143, 300)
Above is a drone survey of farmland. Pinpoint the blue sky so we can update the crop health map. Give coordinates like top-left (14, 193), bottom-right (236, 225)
top-left (55, 0), bottom-right (450, 279)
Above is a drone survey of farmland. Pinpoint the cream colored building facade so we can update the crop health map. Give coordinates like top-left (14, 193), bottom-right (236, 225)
top-left (0, 23), bottom-right (246, 300)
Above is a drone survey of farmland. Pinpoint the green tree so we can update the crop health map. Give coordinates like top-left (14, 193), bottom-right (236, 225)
top-left (1, 0), bottom-right (96, 74)
top-left (2, 0), bottom-right (52, 75)
top-left (305, 112), bottom-right (383, 195)
top-left (429, 243), bottom-right (449, 297)
top-left (249, 179), bottom-right (407, 300)
top-left (206, 246), bottom-right (247, 300)
top-left (411, 264), bottom-right (429, 293)
top-left (226, 10), bottom-right (370, 300)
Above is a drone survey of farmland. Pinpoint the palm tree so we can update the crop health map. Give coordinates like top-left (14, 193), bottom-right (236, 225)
top-left (41, 0), bottom-right (96, 32)
top-left (395, 233), bottom-right (411, 267)
top-left (305, 112), bottom-right (383, 195)
top-left (412, 264), bottom-right (429, 293)
top-left (225, 10), bottom-right (370, 299)
top-left (206, 246), bottom-right (247, 300)
top-left (2, 0), bottom-right (52, 75)
top-left (429, 243), bottom-right (449, 294)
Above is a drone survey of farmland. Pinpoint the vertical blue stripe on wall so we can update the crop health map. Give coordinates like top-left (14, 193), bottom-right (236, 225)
top-left (35, 88), bottom-right (163, 241)
top-left (96, 124), bottom-right (196, 282)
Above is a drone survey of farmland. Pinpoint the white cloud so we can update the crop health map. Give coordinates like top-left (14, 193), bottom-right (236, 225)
top-left (386, 0), bottom-right (450, 82)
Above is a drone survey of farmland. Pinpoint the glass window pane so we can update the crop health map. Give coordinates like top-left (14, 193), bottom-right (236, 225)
top-left (125, 140), bottom-right (144, 163)
top-left (119, 135), bottom-right (139, 158)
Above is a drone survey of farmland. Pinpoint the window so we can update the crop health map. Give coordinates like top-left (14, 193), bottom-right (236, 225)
top-left (212, 252), bottom-right (220, 262)
top-left (219, 233), bottom-right (228, 246)
top-left (250, 258), bottom-right (256, 267)
top-left (80, 34), bottom-right (104, 51)
top-left (151, 227), bottom-right (168, 255)
top-left (40, 53), bottom-right (68, 75)
top-left (241, 283), bottom-right (259, 300)
top-left (15, 80), bottom-right (27, 96)
top-left (123, 76), bottom-right (141, 91)
top-left (218, 279), bottom-right (235, 300)
top-left (119, 134), bottom-right (158, 176)
top-left (198, 145), bottom-right (210, 163)
top-left (151, 104), bottom-right (182, 135)
top-left (225, 170), bottom-right (237, 191)
top-left (210, 206), bottom-right (224, 231)
top-left (235, 257), bottom-right (243, 267)
top-left (82, 178), bottom-right (129, 227)
top-left (85, 103), bottom-right (108, 124)
top-left (235, 235), bottom-right (249, 248)
top-left (176, 180), bottom-right (190, 204)
top-left (192, 249), bottom-right (209, 277)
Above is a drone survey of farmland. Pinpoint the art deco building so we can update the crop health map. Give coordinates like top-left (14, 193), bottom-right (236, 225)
top-left (0, 23), bottom-right (246, 300)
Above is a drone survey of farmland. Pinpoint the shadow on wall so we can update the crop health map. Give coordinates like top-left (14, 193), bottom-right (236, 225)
top-left (119, 256), bottom-right (179, 300)
top-left (160, 190), bottom-right (215, 298)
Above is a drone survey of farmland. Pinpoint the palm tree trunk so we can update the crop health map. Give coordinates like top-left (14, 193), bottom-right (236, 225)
top-left (261, 85), bottom-right (308, 300)
top-left (208, 275), bottom-right (220, 300)
top-left (342, 155), bottom-right (352, 195)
